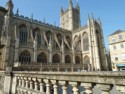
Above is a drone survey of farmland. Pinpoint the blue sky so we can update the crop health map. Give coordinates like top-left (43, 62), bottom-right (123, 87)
top-left (1, 0), bottom-right (125, 48)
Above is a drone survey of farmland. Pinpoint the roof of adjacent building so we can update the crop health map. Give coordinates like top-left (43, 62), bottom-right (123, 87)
top-left (109, 30), bottom-right (125, 36)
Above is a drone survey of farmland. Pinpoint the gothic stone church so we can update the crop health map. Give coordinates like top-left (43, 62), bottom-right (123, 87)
top-left (0, 0), bottom-right (108, 71)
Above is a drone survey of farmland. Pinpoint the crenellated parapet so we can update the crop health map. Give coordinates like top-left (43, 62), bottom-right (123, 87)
top-left (13, 13), bottom-right (72, 33)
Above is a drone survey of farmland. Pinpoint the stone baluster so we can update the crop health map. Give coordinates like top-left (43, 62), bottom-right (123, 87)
top-left (34, 79), bottom-right (38, 91)
top-left (44, 79), bottom-right (51, 94)
top-left (59, 81), bottom-right (68, 94)
top-left (29, 78), bottom-right (33, 90)
top-left (69, 82), bottom-right (79, 94)
top-left (51, 80), bottom-right (58, 94)
top-left (38, 79), bottom-right (44, 93)
top-left (81, 83), bottom-right (94, 94)
top-left (96, 84), bottom-right (112, 94)
top-left (21, 77), bottom-right (25, 88)
top-left (25, 77), bottom-right (29, 89)
top-left (18, 77), bottom-right (22, 87)
top-left (116, 85), bottom-right (125, 94)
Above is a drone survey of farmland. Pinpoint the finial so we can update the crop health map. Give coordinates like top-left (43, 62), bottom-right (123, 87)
top-left (31, 13), bottom-right (33, 21)
top-left (16, 8), bottom-right (19, 15)
top-left (44, 18), bottom-right (46, 23)
top-left (69, 0), bottom-right (73, 9)
top-left (54, 21), bottom-right (56, 26)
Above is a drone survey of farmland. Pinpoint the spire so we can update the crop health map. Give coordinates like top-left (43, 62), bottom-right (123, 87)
top-left (16, 8), bottom-right (19, 15)
top-left (31, 13), bottom-right (33, 22)
top-left (76, 0), bottom-right (80, 10)
top-left (60, 6), bottom-right (64, 16)
top-left (69, 0), bottom-right (73, 9)
top-left (87, 14), bottom-right (91, 26)
top-left (6, 0), bottom-right (14, 15)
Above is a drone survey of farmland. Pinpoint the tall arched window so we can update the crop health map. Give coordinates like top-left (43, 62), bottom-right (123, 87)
top-left (83, 56), bottom-right (90, 70)
top-left (19, 50), bottom-right (31, 64)
top-left (37, 53), bottom-right (47, 63)
top-left (52, 54), bottom-right (60, 63)
top-left (83, 33), bottom-right (89, 51)
top-left (65, 55), bottom-right (71, 63)
top-left (46, 31), bottom-right (51, 44)
top-left (75, 56), bottom-right (80, 64)
top-left (66, 36), bottom-right (71, 47)
top-left (19, 25), bottom-right (28, 45)
top-left (57, 33), bottom-right (62, 45)
top-left (33, 28), bottom-right (41, 45)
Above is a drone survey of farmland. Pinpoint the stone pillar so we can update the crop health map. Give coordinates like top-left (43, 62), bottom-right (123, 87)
top-left (51, 80), bottom-right (58, 94)
top-left (116, 85), bottom-right (125, 94)
top-left (81, 83), bottom-right (93, 94)
top-left (96, 84), bottom-right (112, 94)
top-left (72, 48), bottom-right (75, 64)
top-left (61, 38), bottom-right (65, 64)
top-left (4, 72), bottom-right (12, 94)
top-left (59, 81), bottom-right (68, 94)
top-left (69, 82), bottom-right (79, 94)
top-left (44, 79), bottom-right (51, 94)
top-left (48, 36), bottom-right (52, 63)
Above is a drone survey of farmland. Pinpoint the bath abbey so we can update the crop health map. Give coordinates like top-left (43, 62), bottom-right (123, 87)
top-left (0, 0), bottom-right (108, 71)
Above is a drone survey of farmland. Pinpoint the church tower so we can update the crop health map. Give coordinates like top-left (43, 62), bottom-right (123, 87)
top-left (60, 0), bottom-right (81, 31)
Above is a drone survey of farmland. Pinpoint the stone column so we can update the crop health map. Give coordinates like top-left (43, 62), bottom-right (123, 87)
top-left (48, 36), bottom-right (52, 63)
top-left (116, 85), bottom-right (125, 94)
top-left (33, 33), bottom-right (38, 62)
top-left (51, 80), bottom-right (58, 94)
top-left (44, 79), bottom-right (51, 94)
top-left (81, 83), bottom-right (93, 94)
top-left (96, 84), bottom-right (112, 94)
top-left (69, 82), bottom-right (79, 94)
top-left (61, 38), bottom-right (65, 64)
top-left (59, 81), bottom-right (68, 94)
top-left (72, 48), bottom-right (75, 64)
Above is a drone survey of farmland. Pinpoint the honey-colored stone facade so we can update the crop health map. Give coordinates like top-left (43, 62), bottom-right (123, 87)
top-left (0, 0), bottom-right (107, 71)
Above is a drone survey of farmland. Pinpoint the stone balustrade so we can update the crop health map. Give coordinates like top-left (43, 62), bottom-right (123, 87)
top-left (14, 63), bottom-right (88, 72)
top-left (2, 71), bottom-right (123, 94)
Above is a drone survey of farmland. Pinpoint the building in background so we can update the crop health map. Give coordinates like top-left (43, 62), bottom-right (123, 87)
top-left (108, 30), bottom-right (125, 71)
top-left (0, 0), bottom-right (108, 71)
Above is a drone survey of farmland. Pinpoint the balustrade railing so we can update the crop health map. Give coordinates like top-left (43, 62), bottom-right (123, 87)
top-left (14, 62), bottom-right (91, 71)
top-left (11, 71), bottom-right (125, 94)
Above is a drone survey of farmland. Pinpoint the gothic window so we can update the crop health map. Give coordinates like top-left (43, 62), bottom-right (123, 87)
top-left (74, 36), bottom-right (79, 48)
top-left (46, 31), bottom-right (51, 43)
top-left (65, 55), bottom-right (71, 63)
top-left (52, 54), bottom-right (60, 63)
top-left (83, 33), bottom-right (89, 51)
top-left (19, 50), bottom-right (31, 64)
top-left (57, 33), bottom-right (62, 45)
top-left (33, 28), bottom-right (41, 45)
top-left (75, 56), bottom-right (80, 64)
top-left (37, 53), bottom-right (47, 63)
top-left (66, 36), bottom-right (71, 47)
top-left (83, 56), bottom-right (90, 70)
top-left (53, 40), bottom-right (59, 50)
top-left (19, 25), bottom-right (28, 45)
top-left (64, 43), bottom-right (69, 50)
